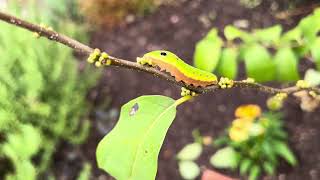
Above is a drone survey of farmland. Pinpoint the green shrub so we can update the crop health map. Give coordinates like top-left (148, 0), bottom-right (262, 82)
top-left (0, 1), bottom-right (99, 179)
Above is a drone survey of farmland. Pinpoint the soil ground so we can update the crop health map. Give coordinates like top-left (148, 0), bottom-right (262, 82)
top-left (54, 0), bottom-right (320, 179)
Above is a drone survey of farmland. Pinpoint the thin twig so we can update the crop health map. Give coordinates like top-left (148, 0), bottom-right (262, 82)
top-left (0, 11), bottom-right (319, 95)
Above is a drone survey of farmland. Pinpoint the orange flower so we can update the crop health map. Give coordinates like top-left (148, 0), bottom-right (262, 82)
top-left (235, 104), bottom-right (261, 119)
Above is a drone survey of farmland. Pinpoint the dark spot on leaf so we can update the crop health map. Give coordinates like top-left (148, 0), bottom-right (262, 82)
top-left (129, 103), bottom-right (139, 116)
top-left (160, 52), bottom-right (167, 56)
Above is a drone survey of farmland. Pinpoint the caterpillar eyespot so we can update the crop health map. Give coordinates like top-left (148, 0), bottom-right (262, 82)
top-left (160, 52), bottom-right (167, 56)
top-left (137, 50), bottom-right (218, 87)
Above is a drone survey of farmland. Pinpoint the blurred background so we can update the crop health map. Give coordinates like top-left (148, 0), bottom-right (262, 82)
top-left (0, 0), bottom-right (319, 180)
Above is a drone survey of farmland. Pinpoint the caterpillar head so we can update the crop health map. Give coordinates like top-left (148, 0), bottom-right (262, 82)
top-left (141, 50), bottom-right (180, 64)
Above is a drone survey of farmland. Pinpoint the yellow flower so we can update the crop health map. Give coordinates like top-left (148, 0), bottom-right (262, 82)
top-left (235, 104), bottom-right (261, 119)
top-left (229, 126), bottom-right (249, 142)
top-left (229, 118), bottom-right (252, 142)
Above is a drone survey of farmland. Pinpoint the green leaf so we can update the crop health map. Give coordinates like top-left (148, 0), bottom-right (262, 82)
top-left (3, 124), bottom-right (41, 160)
top-left (178, 161), bottom-right (200, 180)
top-left (298, 12), bottom-right (320, 42)
top-left (194, 30), bottom-right (223, 72)
top-left (249, 165), bottom-right (261, 180)
top-left (280, 28), bottom-right (302, 43)
top-left (274, 47), bottom-right (300, 82)
top-left (305, 69), bottom-right (320, 87)
top-left (254, 25), bottom-right (282, 44)
top-left (244, 44), bottom-right (276, 82)
top-left (261, 141), bottom-right (276, 163)
top-left (224, 25), bottom-right (252, 42)
top-left (210, 147), bottom-right (239, 169)
top-left (96, 95), bottom-right (177, 180)
top-left (77, 163), bottom-right (92, 180)
top-left (216, 48), bottom-right (238, 79)
top-left (239, 158), bottom-right (252, 175)
top-left (310, 38), bottom-right (320, 70)
top-left (177, 143), bottom-right (202, 161)
top-left (273, 141), bottom-right (297, 166)
top-left (6, 161), bottom-right (37, 180)
top-left (263, 161), bottom-right (275, 175)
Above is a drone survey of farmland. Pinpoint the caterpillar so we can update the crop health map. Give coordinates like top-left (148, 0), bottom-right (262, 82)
top-left (137, 50), bottom-right (217, 87)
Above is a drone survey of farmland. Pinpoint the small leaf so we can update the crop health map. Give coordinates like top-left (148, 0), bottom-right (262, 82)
top-left (224, 25), bottom-right (252, 42)
top-left (194, 30), bottom-right (223, 72)
top-left (254, 25), bottom-right (282, 44)
top-left (244, 44), bottom-right (276, 82)
top-left (304, 69), bottom-right (320, 87)
top-left (96, 95), bottom-right (177, 180)
top-left (216, 48), bottom-right (238, 79)
top-left (281, 28), bottom-right (302, 43)
top-left (263, 161), bottom-right (275, 175)
top-left (3, 124), bottom-right (41, 160)
top-left (310, 38), bottom-right (320, 70)
top-left (178, 161), bottom-right (200, 180)
top-left (273, 141), bottom-right (297, 166)
top-left (210, 147), bottom-right (239, 169)
top-left (298, 13), bottom-right (320, 42)
top-left (239, 158), bottom-right (252, 175)
top-left (274, 47), bottom-right (300, 82)
top-left (249, 165), bottom-right (261, 180)
top-left (261, 141), bottom-right (276, 163)
top-left (177, 143), bottom-right (203, 161)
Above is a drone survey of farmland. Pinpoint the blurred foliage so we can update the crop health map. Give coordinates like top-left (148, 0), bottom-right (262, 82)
top-left (211, 105), bottom-right (296, 180)
top-left (194, 8), bottom-right (320, 83)
top-left (78, 0), bottom-right (174, 28)
top-left (176, 140), bottom-right (202, 180)
top-left (0, 0), bottom-right (99, 179)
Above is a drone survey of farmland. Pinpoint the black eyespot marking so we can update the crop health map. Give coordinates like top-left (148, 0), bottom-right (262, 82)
top-left (160, 52), bottom-right (167, 56)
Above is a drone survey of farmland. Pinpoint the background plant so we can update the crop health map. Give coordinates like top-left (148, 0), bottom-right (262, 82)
top-left (0, 1), bottom-right (99, 179)
top-left (194, 8), bottom-right (320, 84)
top-left (210, 105), bottom-right (296, 180)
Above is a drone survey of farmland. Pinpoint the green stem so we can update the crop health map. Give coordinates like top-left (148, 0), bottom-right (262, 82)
top-left (174, 95), bottom-right (193, 106)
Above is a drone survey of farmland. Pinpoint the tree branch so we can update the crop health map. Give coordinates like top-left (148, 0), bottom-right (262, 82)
top-left (0, 11), bottom-right (319, 95)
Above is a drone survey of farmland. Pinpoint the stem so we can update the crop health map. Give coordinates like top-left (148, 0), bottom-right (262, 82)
top-left (175, 95), bottom-right (193, 106)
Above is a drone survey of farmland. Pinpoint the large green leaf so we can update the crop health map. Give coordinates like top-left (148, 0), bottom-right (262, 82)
top-left (244, 44), bottom-right (276, 82)
top-left (274, 47), bottom-right (300, 82)
top-left (96, 95), bottom-right (178, 180)
top-left (194, 29), bottom-right (223, 72)
top-left (216, 48), bottom-right (238, 79)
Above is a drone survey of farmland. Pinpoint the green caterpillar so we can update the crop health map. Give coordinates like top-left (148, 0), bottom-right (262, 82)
top-left (137, 50), bottom-right (217, 87)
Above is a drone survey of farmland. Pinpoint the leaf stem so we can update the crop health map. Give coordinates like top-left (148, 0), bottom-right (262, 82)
top-left (175, 95), bottom-right (193, 106)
